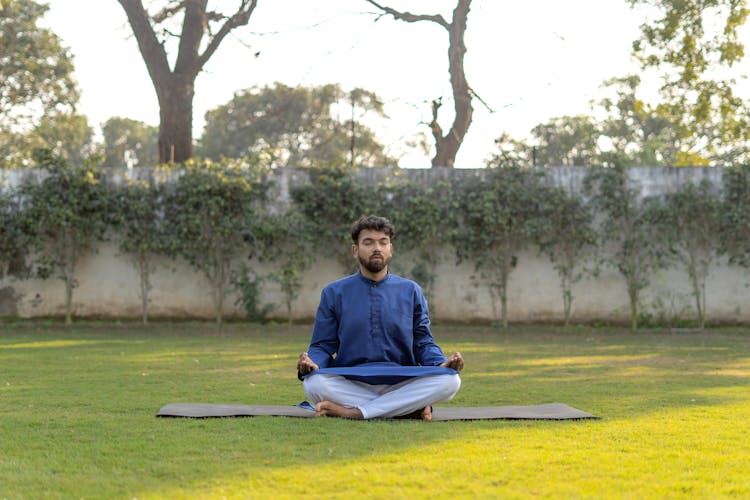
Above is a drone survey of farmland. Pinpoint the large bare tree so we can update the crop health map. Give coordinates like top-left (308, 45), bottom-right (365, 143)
top-left (117, 0), bottom-right (258, 163)
top-left (365, 0), bottom-right (473, 167)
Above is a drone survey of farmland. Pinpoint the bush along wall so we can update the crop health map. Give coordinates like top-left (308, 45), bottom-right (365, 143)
top-left (1, 162), bottom-right (749, 329)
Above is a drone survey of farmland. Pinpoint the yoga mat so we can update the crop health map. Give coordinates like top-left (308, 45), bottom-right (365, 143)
top-left (156, 402), bottom-right (598, 420)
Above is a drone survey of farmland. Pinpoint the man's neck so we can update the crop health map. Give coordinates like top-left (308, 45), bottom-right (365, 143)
top-left (360, 266), bottom-right (388, 282)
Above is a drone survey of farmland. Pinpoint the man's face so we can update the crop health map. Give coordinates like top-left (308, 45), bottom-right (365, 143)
top-left (353, 229), bottom-right (393, 274)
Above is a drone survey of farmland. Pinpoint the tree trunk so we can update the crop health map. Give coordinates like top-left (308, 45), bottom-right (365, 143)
top-left (364, 0), bottom-right (474, 168)
top-left (118, 0), bottom-right (259, 164)
top-left (156, 76), bottom-right (195, 163)
top-left (431, 0), bottom-right (473, 168)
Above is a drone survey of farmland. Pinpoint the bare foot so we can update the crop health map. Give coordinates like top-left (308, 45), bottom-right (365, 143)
top-left (395, 406), bottom-right (432, 421)
top-left (315, 401), bottom-right (364, 419)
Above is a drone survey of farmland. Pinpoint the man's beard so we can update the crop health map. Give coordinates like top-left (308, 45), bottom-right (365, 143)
top-left (359, 253), bottom-right (390, 274)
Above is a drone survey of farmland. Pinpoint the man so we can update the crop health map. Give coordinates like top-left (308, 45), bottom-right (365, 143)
top-left (297, 214), bottom-right (464, 420)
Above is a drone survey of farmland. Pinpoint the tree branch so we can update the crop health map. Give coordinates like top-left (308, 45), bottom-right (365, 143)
top-left (118, 0), bottom-right (171, 87)
top-left (363, 0), bottom-right (449, 29)
top-left (197, 0), bottom-right (259, 71)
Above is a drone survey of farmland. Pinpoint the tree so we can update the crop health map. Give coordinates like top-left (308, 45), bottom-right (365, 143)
top-left (263, 211), bottom-right (316, 323)
top-left (102, 117), bottom-right (159, 168)
top-left (0, 0), bottom-right (79, 167)
top-left (199, 83), bottom-right (397, 167)
top-left (628, 0), bottom-right (750, 165)
top-left (530, 116), bottom-right (601, 167)
top-left (535, 186), bottom-right (597, 326)
top-left (117, 0), bottom-right (259, 164)
top-left (583, 165), bottom-right (665, 330)
top-left (364, 0), bottom-right (474, 167)
top-left (18, 151), bottom-right (112, 324)
top-left (650, 180), bottom-right (722, 328)
top-left (0, 186), bottom-right (28, 279)
top-left (452, 166), bottom-right (549, 328)
top-left (163, 158), bottom-right (270, 324)
top-left (113, 178), bottom-right (171, 323)
top-left (721, 165), bottom-right (750, 269)
top-left (596, 75), bottom-right (680, 167)
top-left (487, 116), bottom-right (601, 168)
top-left (380, 179), bottom-right (452, 308)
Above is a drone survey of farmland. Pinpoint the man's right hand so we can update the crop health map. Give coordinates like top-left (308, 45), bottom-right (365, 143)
top-left (297, 352), bottom-right (319, 375)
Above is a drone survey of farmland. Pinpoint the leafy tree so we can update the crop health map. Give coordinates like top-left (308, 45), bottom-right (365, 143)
top-left (596, 75), bottom-right (680, 167)
top-left (0, 185), bottom-right (29, 279)
top-left (0, 0), bottom-right (79, 167)
top-left (117, 0), bottom-right (259, 163)
top-left (102, 117), bottom-right (159, 168)
top-left (628, 0), bottom-right (750, 165)
top-left (721, 165), bottom-right (750, 268)
top-left (364, 0), bottom-right (474, 167)
top-left (535, 186), bottom-right (597, 326)
top-left (263, 211), bottom-right (316, 323)
top-left (18, 151), bottom-right (112, 324)
top-left (530, 116), bottom-right (601, 167)
top-left (487, 116), bottom-right (600, 168)
top-left (380, 179), bottom-right (452, 307)
top-left (163, 158), bottom-right (270, 324)
top-left (452, 166), bottom-right (549, 328)
top-left (484, 132), bottom-right (535, 168)
top-left (583, 165), bottom-right (665, 330)
top-left (649, 180), bottom-right (722, 328)
top-left (199, 83), bottom-right (397, 168)
top-left (113, 178), bottom-right (171, 323)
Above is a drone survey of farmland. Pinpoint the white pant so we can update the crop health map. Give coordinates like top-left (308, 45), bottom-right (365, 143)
top-left (303, 373), bottom-right (461, 419)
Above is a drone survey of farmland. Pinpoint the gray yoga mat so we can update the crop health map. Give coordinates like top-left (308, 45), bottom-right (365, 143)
top-left (156, 402), bottom-right (598, 420)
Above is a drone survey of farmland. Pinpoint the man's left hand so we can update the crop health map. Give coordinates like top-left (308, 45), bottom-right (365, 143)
top-left (440, 352), bottom-right (464, 371)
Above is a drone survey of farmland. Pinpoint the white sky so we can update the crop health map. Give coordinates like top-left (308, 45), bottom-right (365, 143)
top-left (42, 0), bottom-right (648, 168)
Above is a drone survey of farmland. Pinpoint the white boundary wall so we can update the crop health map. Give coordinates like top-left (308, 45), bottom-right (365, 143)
top-left (1, 166), bottom-right (748, 323)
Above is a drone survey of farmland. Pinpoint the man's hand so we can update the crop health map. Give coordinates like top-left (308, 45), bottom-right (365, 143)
top-left (440, 352), bottom-right (464, 372)
top-left (297, 352), bottom-right (319, 375)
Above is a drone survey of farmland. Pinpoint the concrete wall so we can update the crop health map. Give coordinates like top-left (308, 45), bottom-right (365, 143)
top-left (1, 166), bottom-right (747, 323)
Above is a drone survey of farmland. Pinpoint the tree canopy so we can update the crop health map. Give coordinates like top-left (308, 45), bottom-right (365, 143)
top-left (198, 83), bottom-right (397, 168)
top-left (0, 0), bottom-right (79, 167)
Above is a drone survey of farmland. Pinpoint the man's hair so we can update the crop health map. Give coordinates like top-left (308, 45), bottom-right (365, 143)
top-left (350, 214), bottom-right (395, 243)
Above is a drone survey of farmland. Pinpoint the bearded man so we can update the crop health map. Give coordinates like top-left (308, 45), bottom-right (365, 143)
top-left (296, 214), bottom-right (464, 420)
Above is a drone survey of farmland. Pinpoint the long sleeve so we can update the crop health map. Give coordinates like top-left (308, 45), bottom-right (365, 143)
top-left (412, 287), bottom-right (447, 366)
top-left (307, 287), bottom-right (339, 369)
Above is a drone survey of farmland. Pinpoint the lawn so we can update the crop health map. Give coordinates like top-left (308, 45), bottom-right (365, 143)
top-left (1, 321), bottom-right (749, 499)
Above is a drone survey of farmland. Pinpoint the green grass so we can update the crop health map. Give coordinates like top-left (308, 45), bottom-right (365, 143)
top-left (1, 322), bottom-right (749, 499)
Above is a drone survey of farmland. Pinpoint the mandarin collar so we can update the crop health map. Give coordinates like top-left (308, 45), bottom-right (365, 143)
top-left (357, 271), bottom-right (390, 286)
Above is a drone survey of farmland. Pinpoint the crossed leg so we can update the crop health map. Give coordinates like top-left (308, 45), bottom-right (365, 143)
top-left (303, 373), bottom-right (461, 420)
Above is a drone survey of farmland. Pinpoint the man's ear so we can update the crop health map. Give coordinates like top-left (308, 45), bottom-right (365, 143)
top-left (352, 243), bottom-right (359, 259)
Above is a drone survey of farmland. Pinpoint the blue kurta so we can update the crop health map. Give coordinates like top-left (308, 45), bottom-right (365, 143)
top-left (306, 272), bottom-right (447, 371)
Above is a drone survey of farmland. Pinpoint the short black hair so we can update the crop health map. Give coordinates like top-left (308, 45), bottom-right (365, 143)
top-left (350, 214), bottom-right (395, 243)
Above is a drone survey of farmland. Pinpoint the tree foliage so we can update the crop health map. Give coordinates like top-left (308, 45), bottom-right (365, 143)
top-left (649, 179), bottom-right (722, 328)
top-left (113, 177), bottom-right (171, 323)
top-left (535, 186), bottom-right (597, 326)
top-left (583, 165), bottom-right (665, 330)
top-left (721, 165), bottom-right (750, 268)
top-left (199, 83), bottom-right (397, 168)
top-left (0, 0), bottom-right (79, 167)
top-left (163, 158), bottom-right (270, 324)
top-left (102, 117), bottom-right (159, 168)
top-left (629, 0), bottom-right (750, 165)
top-left (291, 166), bottom-right (372, 272)
top-left (452, 166), bottom-right (549, 328)
top-left (117, 0), bottom-right (259, 163)
top-left (18, 151), bottom-right (112, 324)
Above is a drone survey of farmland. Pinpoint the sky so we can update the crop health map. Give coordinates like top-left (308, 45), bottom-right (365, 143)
top-left (41, 0), bottom-right (648, 168)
